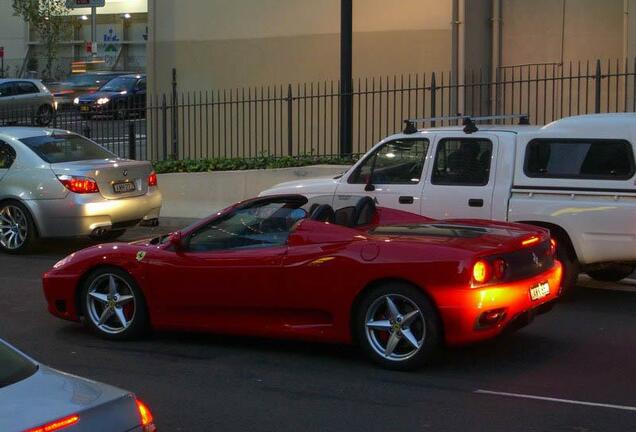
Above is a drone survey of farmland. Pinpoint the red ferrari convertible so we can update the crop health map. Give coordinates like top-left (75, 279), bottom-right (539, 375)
top-left (43, 194), bottom-right (562, 370)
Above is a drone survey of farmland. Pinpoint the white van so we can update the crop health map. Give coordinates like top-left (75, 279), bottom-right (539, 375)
top-left (261, 113), bottom-right (636, 290)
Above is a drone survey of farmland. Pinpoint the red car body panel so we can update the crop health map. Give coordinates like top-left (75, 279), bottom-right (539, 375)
top-left (42, 200), bottom-right (562, 346)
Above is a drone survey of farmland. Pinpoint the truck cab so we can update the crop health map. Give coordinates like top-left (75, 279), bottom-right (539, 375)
top-left (262, 113), bottom-right (636, 290)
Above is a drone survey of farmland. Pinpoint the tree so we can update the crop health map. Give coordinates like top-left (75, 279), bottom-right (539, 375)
top-left (12, 0), bottom-right (69, 79)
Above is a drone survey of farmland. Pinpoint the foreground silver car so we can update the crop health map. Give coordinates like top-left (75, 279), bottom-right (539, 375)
top-left (0, 79), bottom-right (56, 126)
top-left (0, 127), bottom-right (162, 253)
top-left (0, 338), bottom-right (157, 431)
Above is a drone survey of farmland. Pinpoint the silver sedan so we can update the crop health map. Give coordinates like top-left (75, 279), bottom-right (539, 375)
top-left (0, 127), bottom-right (162, 253)
top-left (0, 338), bottom-right (157, 431)
top-left (0, 79), bottom-right (56, 126)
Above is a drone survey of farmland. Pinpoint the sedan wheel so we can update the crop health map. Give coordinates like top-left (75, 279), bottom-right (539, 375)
top-left (0, 202), bottom-right (36, 253)
top-left (356, 283), bottom-right (440, 370)
top-left (82, 268), bottom-right (149, 339)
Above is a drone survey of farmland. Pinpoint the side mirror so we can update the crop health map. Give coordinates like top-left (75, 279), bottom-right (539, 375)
top-left (168, 231), bottom-right (184, 251)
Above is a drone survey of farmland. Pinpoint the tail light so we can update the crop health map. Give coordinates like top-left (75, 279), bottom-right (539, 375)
top-left (148, 171), bottom-right (158, 187)
top-left (521, 236), bottom-right (540, 247)
top-left (472, 258), bottom-right (507, 286)
top-left (549, 238), bottom-right (557, 256)
top-left (136, 399), bottom-right (157, 432)
top-left (25, 414), bottom-right (80, 432)
top-left (57, 175), bottom-right (99, 194)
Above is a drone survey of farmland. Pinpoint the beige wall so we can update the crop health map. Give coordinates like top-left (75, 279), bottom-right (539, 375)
top-left (148, 0), bottom-right (453, 94)
top-left (501, 0), bottom-right (624, 66)
top-left (0, 1), bottom-right (28, 77)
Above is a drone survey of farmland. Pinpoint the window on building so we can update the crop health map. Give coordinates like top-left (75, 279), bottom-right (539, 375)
top-left (525, 139), bottom-right (635, 179)
top-left (348, 139), bottom-right (428, 185)
top-left (431, 138), bottom-right (493, 186)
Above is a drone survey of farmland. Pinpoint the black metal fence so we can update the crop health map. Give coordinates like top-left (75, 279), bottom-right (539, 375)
top-left (2, 58), bottom-right (636, 161)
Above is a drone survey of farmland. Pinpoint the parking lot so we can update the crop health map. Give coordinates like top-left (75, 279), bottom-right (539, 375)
top-left (1, 222), bottom-right (635, 431)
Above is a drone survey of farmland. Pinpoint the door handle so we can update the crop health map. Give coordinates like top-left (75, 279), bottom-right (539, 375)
top-left (399, 196), bottom-right (414, 204)
top-left (468, 199), bottom-right (484, 207)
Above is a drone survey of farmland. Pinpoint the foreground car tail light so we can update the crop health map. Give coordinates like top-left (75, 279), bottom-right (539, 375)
top-left (57, 175), bottom-right (99, 194)
top-left (136, 399), bottom-right (157, 432)
top-left (472, 260), bottom-right (492, 284)
top-left (148, 170), bottom-right (158, 187)
top-left (25, 414), bottom-right (79, 432)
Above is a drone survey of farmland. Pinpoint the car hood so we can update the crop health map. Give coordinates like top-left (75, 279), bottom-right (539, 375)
top-left (260, 176), bottom-right (340, 196)
top-left (0, 365), bottom-right (139, 431)
top-left (78, 91), bottom-right (118, 102)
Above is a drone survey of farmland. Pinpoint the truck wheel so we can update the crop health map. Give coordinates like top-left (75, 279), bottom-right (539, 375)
top-left (554, 237), bottom-right (579, 295)
top-left (587, 265), bottom-right (634, 283)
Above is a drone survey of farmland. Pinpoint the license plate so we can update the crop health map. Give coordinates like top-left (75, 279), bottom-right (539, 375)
top-left (530, 281), bottom-right (550, 301)
top-left (113, 182), bottom-right (135, 193)
top-left (80, 105), bottom-right (89, 112)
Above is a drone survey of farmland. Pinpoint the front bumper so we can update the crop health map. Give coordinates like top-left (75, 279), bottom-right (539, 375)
top-left (27, 187), bottom-right (162, 238)
top-left (438, 261), bottom-right (563, 346)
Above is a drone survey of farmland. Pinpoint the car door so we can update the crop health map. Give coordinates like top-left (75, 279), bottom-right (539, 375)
top-left (146, 202), bottom-right (300, 331)
top-left (0, 82), bottom-right (18, 118)
top-left (420, 133), bottom-right (498, 219)
top-left (0, 141), bottom-right (16, 182)
top-left (14, 81), bottom-right (40, 114)
top-left (133, 78), bottom-right (146, 109)
top-left (333, 137), bottom-right (430, 213)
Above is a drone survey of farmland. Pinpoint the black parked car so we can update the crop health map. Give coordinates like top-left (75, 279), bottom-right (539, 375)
top-left (74, 74), bottom-right (146, 119)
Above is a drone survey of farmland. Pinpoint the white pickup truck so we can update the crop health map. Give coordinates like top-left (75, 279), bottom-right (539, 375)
top-left (262, 113), bottom-right (636, 290)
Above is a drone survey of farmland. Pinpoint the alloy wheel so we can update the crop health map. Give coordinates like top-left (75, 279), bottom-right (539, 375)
top-left (364, 294), bottom-right (426, 362)
top-left (0, 205), bottom-right (28, 250)
top-left (86, 273), bottom-right (137, 335)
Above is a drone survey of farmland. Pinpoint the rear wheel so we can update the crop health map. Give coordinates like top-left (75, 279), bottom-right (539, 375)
top-left (587, 265), bottom-right (634, 282)
top-left (80, 267), bottom-right (149, 340)
top-left (0, 201), bottom-right (38, 254)
top-left (34, 104), bottom-right (54, 126)
top-left (354, 282), bottom-right (441, 370)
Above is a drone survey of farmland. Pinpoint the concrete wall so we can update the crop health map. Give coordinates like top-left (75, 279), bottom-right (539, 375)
top-left (501, 0), bottom-right (624, 66)
top-left (0, 1), bottom-right (28, 77)
top-left (147, 0), bottom-right (453, 94)
top-left (157, 165), bottom-right (350, 218)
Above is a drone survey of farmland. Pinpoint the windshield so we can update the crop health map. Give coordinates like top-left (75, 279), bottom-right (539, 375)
top-left (20, 134), bottom-right (116, 164)
top-left (65, 74), bottom-right (114, 87)
top-left (0, 341), bottom-right (37, 389)
top-left (99, 76), bottom-right (137, 92)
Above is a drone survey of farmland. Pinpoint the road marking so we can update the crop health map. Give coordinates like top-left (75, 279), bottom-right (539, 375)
top-left (475, 389), bottom-right (636, 412)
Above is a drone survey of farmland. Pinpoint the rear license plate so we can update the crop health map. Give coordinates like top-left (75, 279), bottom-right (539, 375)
top-left (80, 105), bottom-right (89, 112)
top-left (113, 182), bottom-right (135, 194)
top-left (530, 281), bottom-right (550, 301)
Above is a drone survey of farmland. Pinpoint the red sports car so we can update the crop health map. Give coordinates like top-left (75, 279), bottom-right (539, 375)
top-left (43, 194), bottom-right (562, 370)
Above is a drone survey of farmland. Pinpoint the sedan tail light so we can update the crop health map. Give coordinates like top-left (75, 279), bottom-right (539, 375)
top-left (25, 414), bottom-right (80, 432)
top-left (136, 399), bottom-right (157, 432)
top-left (57, 175), bottom-right (99, 194)
top-left (148, 171), bottom-right (158, 187)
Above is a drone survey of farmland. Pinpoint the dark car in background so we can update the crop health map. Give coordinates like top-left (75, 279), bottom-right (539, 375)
top-left (74, 74), bottom-right (146, 120)
top-left (48, 71), bottom-right (134, 108)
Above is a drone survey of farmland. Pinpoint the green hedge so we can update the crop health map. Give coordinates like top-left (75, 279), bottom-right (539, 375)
top-left (152, 155), bottom-right (357, 174)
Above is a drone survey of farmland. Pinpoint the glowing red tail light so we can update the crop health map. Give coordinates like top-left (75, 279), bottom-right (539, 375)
top-left (472, 260), bottom-right (492, 284)
top-left (136, 399), bottom-right (157, 432)
top-left (147, 171), bottom-right (158, 187)
top-left (25, 414), bottom-right (79, 432)
top-left (57, 175), bottom-right (99, 194)
top-left (549, 238), bottom-right (557, 256)
top-left (521, 236), bottom-right (540, 247)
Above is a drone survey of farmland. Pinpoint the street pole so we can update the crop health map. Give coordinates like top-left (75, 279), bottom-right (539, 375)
top-left (339, 0), bottom-right (353, 158)
top-left (91, 6), bottom-right (97, 57)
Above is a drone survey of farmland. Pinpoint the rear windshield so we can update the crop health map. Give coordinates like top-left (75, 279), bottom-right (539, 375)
top-left (20, 134), bottom-right (115, 163)
top-left (0, 342), bottom-right (37, 389)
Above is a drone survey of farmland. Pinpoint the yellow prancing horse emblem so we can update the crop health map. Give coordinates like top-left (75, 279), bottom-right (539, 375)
top-left (136, 251), bottom-right (146, 262)
top-left (308, 256), bottom-right (335, 266)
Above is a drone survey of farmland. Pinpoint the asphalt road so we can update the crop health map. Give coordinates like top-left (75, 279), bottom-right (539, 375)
top-left (1, 224), bottom-right (635, 431)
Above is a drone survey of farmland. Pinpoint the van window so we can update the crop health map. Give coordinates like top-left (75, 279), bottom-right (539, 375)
top-left (348, 139), bottom-right (428, 185)
top-left (431, 138), bottom-right (492, 186)
top-left (525, 139), bottom-right (635, 179)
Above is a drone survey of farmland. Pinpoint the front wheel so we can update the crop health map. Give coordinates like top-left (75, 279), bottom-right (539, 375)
top-left (587, 265), bottom-right (634, 283)
top-left (34, 104), bottom-right (54, 126)
top-left (0, 201), bottom-right (38, 253)
top-left (80, 267), bottom-right (149, 340)
top-left (354, 282), bottom-right (441, 370)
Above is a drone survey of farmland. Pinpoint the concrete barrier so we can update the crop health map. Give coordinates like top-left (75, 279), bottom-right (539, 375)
top-left (157, 165), bottom-right (351, 218)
